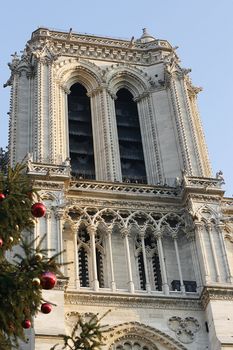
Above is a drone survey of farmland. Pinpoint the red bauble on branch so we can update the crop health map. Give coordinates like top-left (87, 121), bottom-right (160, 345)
top-left (22, 319), bottom-right (31, 329)
top-left (40, 271), bottom-right (57, 290)
top-left (0, 193), bottom-right (5, 201)
top-left (31, 202), bottom-right (46, 218)
top-left (41, 302), bottom-right (52, 314)
top-left (0, 238), bottom-right (3, 247)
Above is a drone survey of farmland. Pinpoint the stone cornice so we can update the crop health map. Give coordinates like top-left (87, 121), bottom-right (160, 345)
top-left (200, 285), bottom-right (233, 309)
top-left (27, 28), bottom-right (174, 66)
top-left (65, 290), bottom-right (202, 311)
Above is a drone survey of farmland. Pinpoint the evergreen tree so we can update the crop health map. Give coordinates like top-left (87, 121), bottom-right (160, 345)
top-left (51, 312), bottom-right (108, 350)
top-left (0, 163), bottom-right (61, 349)
top-left (0, 163), bottom-right (105, 350)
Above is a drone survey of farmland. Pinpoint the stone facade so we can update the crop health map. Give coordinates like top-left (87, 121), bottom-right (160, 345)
top-left (6, 28), bottom-right (233, 350)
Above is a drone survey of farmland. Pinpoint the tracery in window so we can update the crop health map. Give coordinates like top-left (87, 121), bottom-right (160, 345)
top-left (113, 339), bottom-right (152, 350)
top-left (68, 83), bottom-right (95, 179)
top-left (77, 225), bottom-right (90, 287)
top-left (95, 230), bottom-right (105, 288)
top-left (135, 232), bottom-right (162, 291)
top-left (115, 88), bottom-right (147, 184)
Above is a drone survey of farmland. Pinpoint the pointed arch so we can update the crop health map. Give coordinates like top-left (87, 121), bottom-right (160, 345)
top-left (104, 322), bottom-right (188, 350)
top-left (55, 58), bottom-right (103, 94)
top-left (106, 64), bottom-right (151, 99)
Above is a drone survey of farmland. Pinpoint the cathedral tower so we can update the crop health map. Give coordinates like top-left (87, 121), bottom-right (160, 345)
top-left (6, 27), bottom-right (233, 350)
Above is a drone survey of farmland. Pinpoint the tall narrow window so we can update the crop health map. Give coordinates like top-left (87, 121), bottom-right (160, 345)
top-left (77, 226), bottom-right (90, 287)
top-left (68, 83), bottom-right (95, 179)
top-left (96, 231), bottom-right (105, 288)
top-left (115, 88), bottom-right (147, 183)
top-left (135, 233), bottom-right (162, 291)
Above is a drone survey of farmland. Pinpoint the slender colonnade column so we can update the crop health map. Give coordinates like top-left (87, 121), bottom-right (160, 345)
top-left (122, 228), bottom-right (134, 293)
top-left (140, 231), bottom-right (151, 292)
top-left (156, 231), bottom-right (169, 295)
top-left (106, 227), bottom-right (116, 291)
top-left (87, 225), bottom-right (99, 291)
top-left (195, 223), bottom-right (210, 283)
top-left (172, 234), bottom-right (185, 293)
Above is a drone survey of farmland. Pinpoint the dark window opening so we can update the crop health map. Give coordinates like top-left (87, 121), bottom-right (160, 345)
top-left (68, 83), bottom-right (95, 179)
top-left (138, 252), bottom-right (146, 290)
top-left (78, 247), bottom-right (89, 287)
top-left (152, 254), bottom-right (162, 291)
top-left (96, 249), bottom-right (104, 288)
top-left (115, 88), bottom-right (147, 184)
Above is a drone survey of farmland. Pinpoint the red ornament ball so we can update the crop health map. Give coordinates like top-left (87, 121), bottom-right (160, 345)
top-left (40, 271), bottom-right (57, 290)
top-left (31, 202), bottom-right (46, 218)
top-left (0, 238), bottom-right (3, 247)
top-left (22, 319), bottom-right (31, 329)
top-left (0, 193), bottom-right (5, 201)
top-left (41, 302), bottom-right (52, 314)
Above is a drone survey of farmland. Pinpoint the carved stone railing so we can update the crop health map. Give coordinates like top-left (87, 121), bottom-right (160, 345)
top-left (69, 180), bottom-right (181, 198)
top-left (183, 176), bottom-right (223, 189)
top-left (27, 161), bottom-right (70, 178)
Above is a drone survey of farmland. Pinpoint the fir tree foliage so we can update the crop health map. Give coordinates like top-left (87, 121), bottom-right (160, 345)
top-left (51, 312), bottom-right (109, 350)
top-left (0, 164), bottom-right (62, 349)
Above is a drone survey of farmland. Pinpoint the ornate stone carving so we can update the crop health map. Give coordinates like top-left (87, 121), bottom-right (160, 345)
top-left (201, 286), bottom-right (233, 309)
top-left (28, 28), bottom-right (174, 66)
top-left (65, 291), bottom-right (201, 311)
top-left (168, 316), bottom-right (200, 344)
top-left (103, 322), bottom-right (188, 350)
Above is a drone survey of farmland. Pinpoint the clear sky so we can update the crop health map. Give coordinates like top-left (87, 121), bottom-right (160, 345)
top-left (0, 0), bottom-right (232, 196)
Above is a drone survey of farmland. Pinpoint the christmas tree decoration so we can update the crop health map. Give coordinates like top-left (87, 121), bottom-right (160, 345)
top-left (22, 319), bottom-right (31, 329)
top-left (32, 277), bottom-right (41, 286)
top-left (40, 271), bottom-right (57, 290)
top-left (41, 302), bottom-right (52, 314)
top-left (0, 163), bottom-right (64, 349)
top-left (0, 193), bottom-right (5, 201)
top-left (31, 202), bottom-right (46, 218)
top-left (35, 252), bottom-right (43, 261)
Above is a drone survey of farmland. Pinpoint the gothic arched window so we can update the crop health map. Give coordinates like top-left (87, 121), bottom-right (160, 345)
top-left (77, 225), bottom-right (105, 289)
top-left (77, 226), bottom-right (90, 287)
top-left (68, 83), bottom-right (95, 179)
top-left (115, 88), bottom-right (147, 184)
top-left (95, 230), bottom-right (105, 288)
top-left (135, 233), bottom-right (162, 291)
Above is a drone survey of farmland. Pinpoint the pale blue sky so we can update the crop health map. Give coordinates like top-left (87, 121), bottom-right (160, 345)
top-left (0, 1), bottom-right (232, 195)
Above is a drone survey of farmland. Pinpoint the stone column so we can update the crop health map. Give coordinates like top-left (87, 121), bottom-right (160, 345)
top-left (55, 209), bottom-right (64, 267)
top-left (195, 223), bottom-right (210, 283)
top-left (156, 232), bottom-right (169, 295)
top-left (121, 228), bottom-right (134, 293)
top-left (206, 224), bottom-right (221, 282)
top-left (217, 224), bottom-right (233, 283)
top-left (140, 231), bottom-right (151, 292)
top-left (87, 225), bottom-right (99, 291)
top-left (45, 210), bottom-right (51, 256)
top-left (73, 226), bottom-right (80, 289)
top-left (172, 234), bottom-right (185, 294)
top-left (106, 227), bottom-right (116, 291)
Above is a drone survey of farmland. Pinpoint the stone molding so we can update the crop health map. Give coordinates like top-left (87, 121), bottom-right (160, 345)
top-left (200, 286), bottom-right (233, 309)
top-left (28, 28), bottom-right (174, 66)
top-left (104, 322), bottom-right (188, 350)
top-left (65, 291), bottom-right (201, 311)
